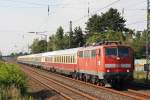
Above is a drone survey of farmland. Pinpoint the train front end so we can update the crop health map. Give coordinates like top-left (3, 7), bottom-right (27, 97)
top-left (103, 45), bottom-right (134, 86)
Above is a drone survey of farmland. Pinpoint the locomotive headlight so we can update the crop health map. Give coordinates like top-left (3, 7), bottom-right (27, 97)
top-left (127, 69), bottom-right (129, 72)
top-left (107, 69), bottom-right (110, 72)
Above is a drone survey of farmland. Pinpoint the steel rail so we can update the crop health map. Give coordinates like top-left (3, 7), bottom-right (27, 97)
top-left (28, 65), bottom-right (148, 100)
top-left (127, 89), bottom-right (150, 99)
top-left (22, 66), bottom-right (98, 100)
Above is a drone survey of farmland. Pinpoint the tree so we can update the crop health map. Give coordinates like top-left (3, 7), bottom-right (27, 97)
top-left (54, 26), bottom-right (64, 50)
top-left (63, 34), bottom-right (70, 49)
top-left (106, 30), bottom-right (125, 42)
top-left (30, 39), bottom-right (47, 53)
top-left (37, 40), bottom-right (47, 52)
top-left (30, 39), bottom-right (39, 53)
top-left (73, 27), bottom-right (85, 47)
top-left (86, 8), bottom-right (127, 33)
top-left (48, 35), bottom-right (55, 51)
top-left (86, 32), bottom-right (106, 44)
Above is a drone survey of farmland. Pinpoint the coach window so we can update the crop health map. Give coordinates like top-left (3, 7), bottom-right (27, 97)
top-left (60, 56), bottom-right (61, 62)
top-left (91, 50), bottom-right (96, 58)
top-left (64, 56), bottom-right (65, 63)
top-left (72, 56), bottom-right (73, 63)
top-left (66, 56), bottom-right (68, 63)
top-left (60, 56), bottom-right (61, 63)
top-left (79, 51), bottom-right (83, 58)
top-left (73, 56), bottom-right (75, 63)
top-left (74, 56), bottom-right (76, 63)
top-left (56, 56), bottom-right (57, 62)
top-left (70, 56), bottom-right (72, 63)
top-left (61, 56), bottom-right (63, 63)
top-left (63, 56), bottom-right (64, 63)
top-left (59, 56), bottom-right (61, 63)
top-left (67, 56), bottom-right (69, 63)
top-left (72, 56), bottom-right (74, 63)
top-left (58, 56), bottom-right (59, 63)
top-left (55, 56), bottom-right (56, 62)
top-left (49, 57), bottom-right (50, 62)
top-left (58, 56), bottom-right (59, 62)
top-left (84, 51), bottom-right (90, 58)
top-left (65, 56), bottom-right (67, 63)
top-left (66, 56), bottom-right (67, 63)
top-left (68, 56), bottom-right (70, 63)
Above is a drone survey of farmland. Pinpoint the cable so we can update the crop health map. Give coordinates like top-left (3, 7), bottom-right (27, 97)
top-left (123, 0), bottom-right (146, 8)
top-left (94, 0), bottom-right (121, 13)
top-left (127, 20), bottom-right (146, 26)
top-left (0, 0), bottom-right (82, 7)
top-left (72, 0), bottom-right (121, 24)
top-left (4, 0), bottom-right (47, 6)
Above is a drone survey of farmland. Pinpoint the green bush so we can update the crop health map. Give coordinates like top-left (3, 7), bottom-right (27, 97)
top-left (134, 71), bottom-right (150, 83)
top-left (0, 61), bottom-right (27, 99)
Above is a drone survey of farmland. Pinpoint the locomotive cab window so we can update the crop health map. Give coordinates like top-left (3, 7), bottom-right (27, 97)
top-left (105, 48), bottom-right (117, 56)
top-left (105, 47), bottom-right (129, 57)
top-left (118, 48), bottom-right (129, 57)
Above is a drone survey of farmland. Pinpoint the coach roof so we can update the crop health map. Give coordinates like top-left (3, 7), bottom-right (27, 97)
top-left (42, 47), bottom-right (81, 56)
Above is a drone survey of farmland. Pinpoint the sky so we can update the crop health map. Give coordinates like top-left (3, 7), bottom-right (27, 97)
top-left (0, 0), bottom-right (147, 55)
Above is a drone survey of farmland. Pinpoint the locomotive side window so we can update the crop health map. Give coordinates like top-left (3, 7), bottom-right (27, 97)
top-left (106, 48), bottom-right (117, 56)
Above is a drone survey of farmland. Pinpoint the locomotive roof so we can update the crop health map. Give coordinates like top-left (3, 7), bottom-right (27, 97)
top-left (79, 44), bottom-right (129, 51)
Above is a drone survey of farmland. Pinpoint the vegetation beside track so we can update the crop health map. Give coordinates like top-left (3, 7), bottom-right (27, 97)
top-left (0, 61), bottom-right (27, 99)
top-left (134, 71), bottom-right (150, 83)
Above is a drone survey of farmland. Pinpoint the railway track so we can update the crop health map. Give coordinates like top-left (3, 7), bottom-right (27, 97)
top-left (125, 89), bottom-right (150, 100)
top-left (22, 65), bottom-right (98, 100)
top-left (19, 64), bottom-right (149, 100)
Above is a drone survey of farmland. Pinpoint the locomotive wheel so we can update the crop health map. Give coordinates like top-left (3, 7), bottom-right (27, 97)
top-left (83, 75), bottom-right (88, 82)
top-left (72, 72), bottom-right (77, 79)
top-left (90, 76), bottom-right (96, 84)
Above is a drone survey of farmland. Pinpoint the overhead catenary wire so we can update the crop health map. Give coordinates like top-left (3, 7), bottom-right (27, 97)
top-left (0, 0), bottom-right (82, 8)
top-left (71, 0), bottom-right (122, 24)
top-left (0, 0), bottom-right (146, 34)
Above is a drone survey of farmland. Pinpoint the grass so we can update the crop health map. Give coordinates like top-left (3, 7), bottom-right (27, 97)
top-left (0, 61), bottom-right (27, 99)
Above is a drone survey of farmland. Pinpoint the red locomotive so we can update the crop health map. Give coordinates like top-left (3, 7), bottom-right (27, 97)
top-left (18, 41), bottom-right (134, 87)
